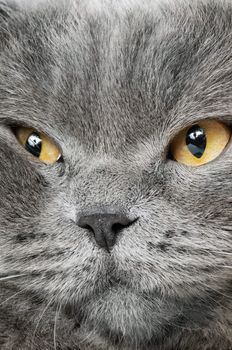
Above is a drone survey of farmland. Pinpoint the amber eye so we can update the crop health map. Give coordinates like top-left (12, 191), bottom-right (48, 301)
top-left (170, 120), bottom-right (231, 166)
top-left (15, 127), bottom-right (62, 164)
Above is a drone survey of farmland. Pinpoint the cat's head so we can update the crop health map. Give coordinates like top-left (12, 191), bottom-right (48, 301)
top-left (0, 0), bottom-right (231, 348)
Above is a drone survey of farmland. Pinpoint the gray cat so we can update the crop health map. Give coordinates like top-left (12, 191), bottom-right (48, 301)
top-left (0, 0), bottom-right (231, 349)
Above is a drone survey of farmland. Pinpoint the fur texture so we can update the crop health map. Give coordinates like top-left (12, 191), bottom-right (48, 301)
top-left (0, 0), bottom-right (231, 349)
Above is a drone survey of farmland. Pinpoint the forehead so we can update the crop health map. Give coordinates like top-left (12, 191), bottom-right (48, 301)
top-left (1, 0), bottom-right (232, 153)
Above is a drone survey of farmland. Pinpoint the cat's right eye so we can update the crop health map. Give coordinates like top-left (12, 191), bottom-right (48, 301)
top-left (14, 127), bottom-right (62, 165)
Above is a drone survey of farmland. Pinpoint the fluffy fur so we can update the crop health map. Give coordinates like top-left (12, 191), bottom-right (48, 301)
top-left (0, 0), bottom-right (231, 349)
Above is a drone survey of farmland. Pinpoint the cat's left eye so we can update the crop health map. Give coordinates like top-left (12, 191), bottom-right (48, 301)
top-left (14, 127), bottom-right (62, 164)
top-left (169, 120), bottom-right (231, 167)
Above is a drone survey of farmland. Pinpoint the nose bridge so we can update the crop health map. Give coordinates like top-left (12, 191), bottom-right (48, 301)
top-left (82, 154), bottom-right (136, 180)
top-left (73, 156), bottom-right (137, 206)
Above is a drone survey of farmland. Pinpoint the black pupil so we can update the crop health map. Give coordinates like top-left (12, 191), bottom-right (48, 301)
top-left (186, 125), bottom-right (207, 158)
top-left (25, 133), bottom-right (42, 158)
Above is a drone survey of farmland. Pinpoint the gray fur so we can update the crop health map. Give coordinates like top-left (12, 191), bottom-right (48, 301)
top-left (0, 0), bottom-right (231, 349)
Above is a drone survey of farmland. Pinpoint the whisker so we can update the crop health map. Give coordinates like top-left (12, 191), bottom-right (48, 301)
top-left (0, 285), bottom-right (30, 307)
top-left (30, 297), bottom-right (55, 350)
top-left (0, 274), bottom-right (27, 282)
top-left (198, 282), bottom-right (232, 300)
top-left (54, 301), bottom-right (61, 350)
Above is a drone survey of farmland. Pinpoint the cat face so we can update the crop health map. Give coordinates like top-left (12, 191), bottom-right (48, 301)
top-left (0, 0), bottom-right (231, 348)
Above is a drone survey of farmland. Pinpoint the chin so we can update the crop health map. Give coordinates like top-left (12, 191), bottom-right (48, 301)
top-left (63, 287), bottom-right (180, 349)
top-left (61, 283), bottom-right (222, 350)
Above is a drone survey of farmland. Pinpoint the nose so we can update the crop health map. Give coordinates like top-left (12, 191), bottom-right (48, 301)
top-left (77, 210), bottom-right (136, 252)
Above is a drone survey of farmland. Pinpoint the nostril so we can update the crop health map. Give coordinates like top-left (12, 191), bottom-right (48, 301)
top-left (112, 223), bottom-right (126, 234)
top-left (80, 224), bottom-right (94, 234)
top-left (112, 219), bottom-right (136, 234)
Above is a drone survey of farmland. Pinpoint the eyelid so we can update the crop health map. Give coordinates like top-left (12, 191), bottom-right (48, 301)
top-left (168, 119), bottom-right (231, 146)
top-left (12, 125), bottom-right (62, 146)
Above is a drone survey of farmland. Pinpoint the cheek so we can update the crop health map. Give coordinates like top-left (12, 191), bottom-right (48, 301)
top-left (188, 174), bottom-right (232, 225)
top-left (0, 147), bottom-right (49, 260)
top-left (165, 161), bottom-right (232, 225)
top-left (109, 204), bottom-right (230, 294)
top-left (0, 147), bottom-right (46, 216)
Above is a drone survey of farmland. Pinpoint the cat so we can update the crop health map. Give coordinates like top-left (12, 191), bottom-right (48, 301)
top-left (0, 0), bottom-right (231, 349)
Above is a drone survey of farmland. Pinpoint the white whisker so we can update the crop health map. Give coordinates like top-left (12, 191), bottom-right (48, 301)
top-left (30, 297), bottom-right (55, 350)
top-left (0, 285), bottom-right (30, 307)
top-left (0, 274), bottom-right (27, 282)
top-left (54, 302), bottom-right (61, 350)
